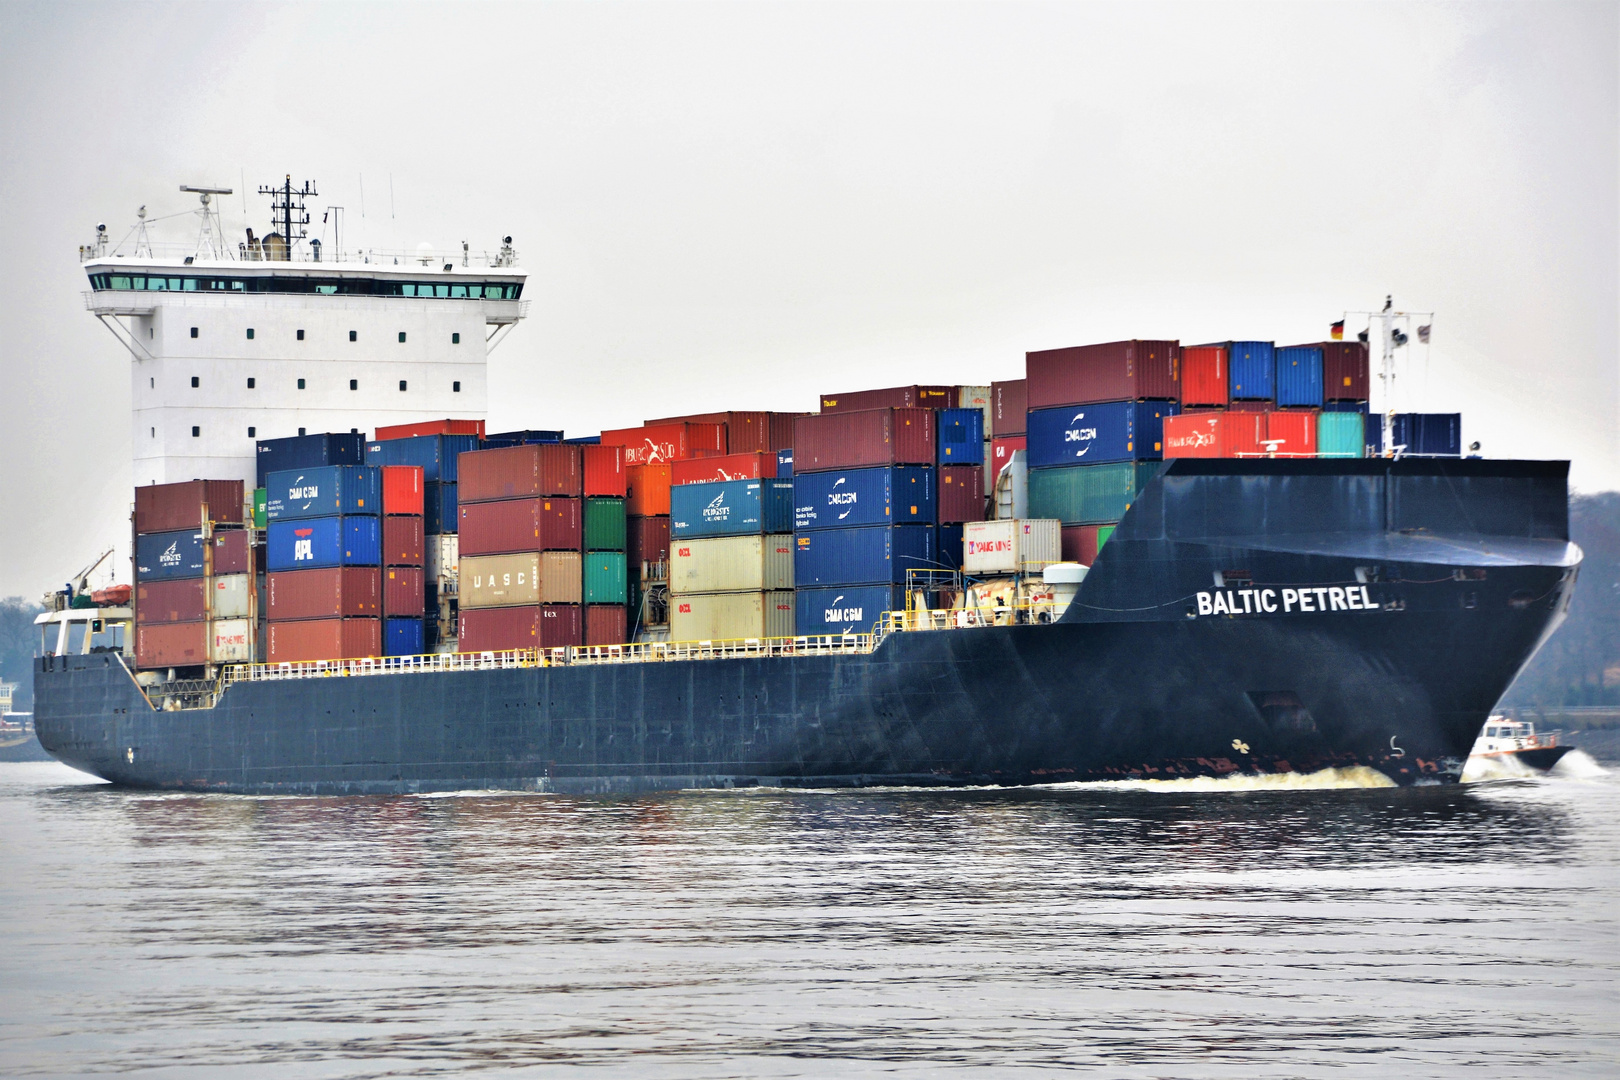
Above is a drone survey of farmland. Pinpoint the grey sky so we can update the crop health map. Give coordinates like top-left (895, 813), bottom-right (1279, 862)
top-left (1, 1), bottom-right (1615, 597)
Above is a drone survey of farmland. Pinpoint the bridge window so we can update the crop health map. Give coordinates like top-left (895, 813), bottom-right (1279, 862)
top-left (297, 378), bottom-right (306, 389)
top-left (190, 376), bottom-right (199, 388)
top-left (246, 328), bottom-right (254, 340)
top-left (453, 381), bottom-right (461, 393)
top-left (350, 379), bottom-right (358, 390)
top-left (452, 332), bottom-right (460, 344)
top-left (190, 327), bottom-right (198, 338)
top-left (399, 380), bottom-right (408, 391)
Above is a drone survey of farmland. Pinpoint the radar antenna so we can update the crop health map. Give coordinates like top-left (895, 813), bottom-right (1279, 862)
top-left (133, 205), bottom-right (152, 258)
top-left (180, 185), bottom-right (233, 261)
top-left (256, 175), bottom-right (318, 256)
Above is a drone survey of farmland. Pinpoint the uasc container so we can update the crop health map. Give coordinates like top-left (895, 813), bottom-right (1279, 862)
top-left (1025, 340), bottom-right (1179, 409)
top-left (458, 443), bottom-right (583, 503)
top-left (793, 525), bottom-right (938, 587)
top-left (669, 535), bottom-right (794, 594)
top-left (460, 551), bottom-right (582, 607)
top-left (265, 465), bottom-right (382, 520)
top-left (670, 479), bottom-right (794, 539)
top-left (266, 516), bottom-right (381, 572)
top-left (265, 567), bottom-right (382, 620)
top-left (793, 466), bottom-right (935, 531)
top-left (458, 497), bottom-right (581, 555)
top-left (670, 591), bottom-right (794, 641)
top-left (961, 519), bottom-right (1062, 575)
top-left (793, 408), bottom-right (935, 473)
top-left (135, 480), bottom-right (244, 534)
top-left (266, 618), bottom-right (381, 663)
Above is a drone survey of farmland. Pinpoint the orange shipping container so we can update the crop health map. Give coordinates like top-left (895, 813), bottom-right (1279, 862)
top-left (267, 618), bottom-right (381, 663)
top-left (626, 464), bottom-right (673, 516)
top-left (374, 419), bottom-right (485, 440)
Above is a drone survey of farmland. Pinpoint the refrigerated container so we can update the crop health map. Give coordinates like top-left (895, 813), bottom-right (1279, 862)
top-left (961, 520), bottom-right (1062, 575)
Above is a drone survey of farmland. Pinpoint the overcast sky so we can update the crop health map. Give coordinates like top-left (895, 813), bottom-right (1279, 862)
top-left (0, 1), bottom-right (1615, 597)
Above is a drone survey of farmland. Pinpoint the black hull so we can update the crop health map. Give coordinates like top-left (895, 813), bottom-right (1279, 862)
top-left (34, 458), bottom-right (1581, 793)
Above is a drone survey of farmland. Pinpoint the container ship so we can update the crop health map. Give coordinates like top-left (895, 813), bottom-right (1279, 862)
top-left (31, 181), bottom-right (1581, 792)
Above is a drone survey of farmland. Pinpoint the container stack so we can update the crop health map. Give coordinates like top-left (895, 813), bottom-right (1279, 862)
top-left (668, 468), bottom-right (795, 641)
top-left (263, 465), bottom-right (384, 663)
top-left (582, 443), bottom-right (629, 646)
top-left (380, 465), bottom-right (427, 656)
top-left (934, 405), bottom-right (987, 570)
top-left (990, 379), bottom-right (1028, 520)
top-left (132, 480), bottom-right (251, 671)
top-left (254, 432), bottom-right (366, 535)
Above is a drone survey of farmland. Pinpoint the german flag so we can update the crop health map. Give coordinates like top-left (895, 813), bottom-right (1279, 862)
top-left (1330, 320), bottom-right (1345, 341)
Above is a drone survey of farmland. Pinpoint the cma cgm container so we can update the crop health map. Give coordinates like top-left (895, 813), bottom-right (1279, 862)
top-left (265, 567), bottom-right (381, 620)
top-left (937, 408), bottom-right (985, 464)
top-left (265, 465), bottom-right (382, 520)
top-left (818, 385), bottom-right (953, 413)
top-left (992, 380), bottom-right (1027, 437)
top-left (627, 516), bottom-right (671, 577)
top-left (460, 552), bottom-right (583, 607)
top-left (794, 409), bottom-right (935, 473)
top-left (265, 516), bottom-right (382, 572)
top-left (1180, 346), bottom-right (1229, 408)
top-left (364, 434), bottom-right (478, 483)
top-left (266, 618), bottom-right (381, 663)
top-left (961, 519), bottom-right (1062, 575)
top-left (210, 530), bottom-right (252, 575)
top-left (937, 466), bottom-right (986, 524)
top-left (1225, 341), bottom-right (1276, 400)
top-left (1027, 462), bottom-right (1159, 525)
top-left (670, 591), bottom-right (794, 641)
top-left (458, 605), bottom-right (582, 652)
top-left (583, 552), bottom-right (629, 604)
top-left (626, 464), bottom-right (673, 516)
top-left (1025, 401), bottom-right (1181, 467)
top-left (135, 529), bottom-right (207, 581)
top-left (599, 422), bottom-right (726, 466)
top-left (793, 525), bottom-right (938, 587)
top-left (1320, 341), bottom-right (1371, 400)
top-left (135, 480), bottom-right (244, 534)
top-left (794, 585), bottom-right (904, 636)
top-left (255, 432), bottom-right (364, 488)
top-left (383, 567), bottom-right (426, 617)
top-left (582, 444), bottom-right (627, 497)
top-left (384, 618), bottom-right (425, 656)
top-left (374, 419), bottom-right (485, 440)
top-left (1391, 413), bottom-right (1462, 457)
top-left (458, 497), bottom-right (582, 555)
top-left (1062, 523), bottom-right (1116, 566)
top-left (459, 443), bottom-right (583, 503)
top-left (793, 466), bottom-right (935, 531)
top-left (669, 535), bottom-right (794, 594)
top-left (1275, 346), bottom-right (1325, 407)
top-left (425, 482), bottom-right (458, 534)
top-left (671, 452), bottom-right (778, 486)
top-left (382, 515), bottom-right (425, 566)
top-left (1025, 340), bottom-right (1179, 409)
top-left (381, 465), bottom-right (425, 516)
top-left (585, 605), bottom-right (628, 646)
top-left (671, 479), bottom-right (794, 539)
top-left (583, 498), bottom-right (626, 551)
top-left (1318, 411), bottom-right (1365, 459)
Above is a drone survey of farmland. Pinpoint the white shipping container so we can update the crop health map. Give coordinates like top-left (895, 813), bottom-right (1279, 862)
top-left (427, 534), bottom-right (459, 587)
top-left (958, 384), bottom-right (992, 418)
top-left (209, 574), bottom-right (254, 619)
top-left (669, 534), bottom-right (793, 595)
top-left (210, 618), bottom-right (253, 663)
top-left (670, 591), bottom-right (794, 641)
top-left (962, 518), bottom-right (1062, 574)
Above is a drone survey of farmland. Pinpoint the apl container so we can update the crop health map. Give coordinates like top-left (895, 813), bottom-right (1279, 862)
top-left (266, 618), bottom-right (381, 663)
top-left (265, 465), bottom-right (382, 520)
top-left (384, 567), bottom-right (426, 617)
top-left (383, 515), bottom-right (425, 566)
top-left (1391, 413), bottom-right (1461, 457)
top-left (135, 480), bottom-right (244, 534)
top-left (1025, 401), bottom-right (1181, 467)
top-left (670, 591), bottom-right (795, 641)
top-left (936, 408), bottom-right (985, 464)
top-left (626, 464), bottom-right (673, 516)
top-left (582, 443), bottom-right (627, 497)
top-left (937, 466), bottom-right (986, 524)
top-left (384, 617), bottom-right (425, 656)
top-left (584, 498), bottom-right (627, 551)
top-left (210, 529), bottom-right (253, 575)
top-left (793, 525), bottom-right (938, 587)
top-left (381, 465), bottom-right (425, 516)
top-left (458, 497), bottom-right (581, 555)
top-left (794, 585), bottom-right (904, 636)
top-left (599, 423), bottom-right (726, 466)
top-left (1224, 341), bottom-right (1275, 400)
top-left (265, 516), bottom-right (382, 572)
top-left (1061, 523), bottom-right (1116, 566)
top-left (375, 419), bottom-right (485, 440)
top-left (1025, 341), bottom-right (1180, 408)
top-left (671, 479), bottom-right (794, 539)
top-left (1180, 346), bottom-right (1228, 407)
top-left (961, 519), bottom-right (1062, 575)
top-left (265, 567), bottom-right (382, 620)
top-left (818, 386), bottom-right (953, 413)
top-left (627, 516), bottom-right (671, 579)
top-left (458, 605), bottom-right (582, 651)
top-left (1027, 462), bottom-right (1158, 524)
top-left (1275, 346), bottom-right (1325, 407)
top-left (1321, 341), bottom-right (1371, 400)
top-left (135, 529), bottom-right (207, 581)
top-left (364, 434), bottom-right (478, 483)
top-left (793, 409), bottom-right (936, 473)
top-left (583, 552), bottom-right (628, 604)
top-left (671, 452), bottom-right (779, 486)
top-left (992, 380), bottom-right (1027, 436)
top-left (585, 605), bottom-right (628, 646)
top-left (793, 466), bottom-right (935, 531)
top-left (669, 535), bottom-right (794, 594)
top-left (255, 432), bottom-right (364, 489)
top-left (459, 552), bottom-right (582, 607)
top-left (425, 482), bottom-right (457, 535)
top-left (458, 443), bottom-right (582, 502)
top-left (1317, 411), bottom-right (1365, 459)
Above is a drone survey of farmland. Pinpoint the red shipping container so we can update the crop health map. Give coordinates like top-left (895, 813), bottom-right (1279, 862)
top-left (671, 452), bottom-right (778, 486)
top-left (1164, 414), bottom-right (1228, 458)
top-left (1180, 346), bottom-right (1229, 407)
top-left (1317, 341), bottom-right (1370, 401)
top-left (582, 444), bottom-right (627, 497)
top-left (383, 566), bottom-right (426, 617)
top-left (459, 498), bottom-right (581, 555)
top-left (626, 465), bottom-right (673, 516)
top-left (992, 380), bottom-right (1027, 437)
top-left (135, 480), bottom-right (244, 534)
top-left (793, 408), bottom-right (935, 473)
top-left (374, 418), bottom-right (485, 440)
top-left (626, 515), bottom-right (671, 578)
top-left (383, 514), bottom-right (425, 565)
top-left (458, 605), bottom-right (583, 652)
top-left (459, 443), bottom-right (582, 503)
top-left (818, 386), bottom-right (954, 413)
top-left (937, 466), bottom-right (986, 524)
top-left (136, 578), bottom-right (208, 624)
top-left (989, 437), bottom-right (1026, 478)
top-left (1266, 410), bottom-right (1319, 458)
top-left (586, 604), bottom-right (628, 646)
top-left (1025, 340), bottom-right (1180, 409)
top-left (265, 567), bottom-right (382, 620)
top-left (643, 411), bottom-right (801, 453)
top-left (267, 618), bottom-right (381, 663)
top-left (210, 529), bottom-right (253, 575)
top-left (381, 465), bottom-right (425, 516)
top-left (1227, 411), bottom-right (1268, 457)
top-left (135, 620), bottom-right (209, 668)
top-left (599, 423), bottom-right (726, 466)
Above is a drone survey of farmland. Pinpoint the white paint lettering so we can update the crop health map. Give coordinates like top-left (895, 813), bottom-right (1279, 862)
top-left (1329, 587), bottom-right (1347, 610)
top-left (1212, 591), bottom-right (1230, 615)
top-left (1239, 589), bottom-right (1255, 613)
top-left (1260, 589), bottom-right (1277, 612)
top-left (1282, 588), bottom-right (1298, 611)
top-left (1313, 587), bottom-right (1330, 610)
top-left (1361, 585), bottom-right (1374, 608)
top-left (1345, 587), bottom-right (1361, 610)
top-left (1197, 592), bottom-right (1213, 616)
top-left (1298, 590), bottom-right (1315, 612)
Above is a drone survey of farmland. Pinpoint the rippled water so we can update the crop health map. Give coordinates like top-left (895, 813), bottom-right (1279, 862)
top-left (2, 759), bottom-right (1617, 1078)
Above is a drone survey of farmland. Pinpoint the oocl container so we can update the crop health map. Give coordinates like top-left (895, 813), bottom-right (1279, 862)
top-left (625, 464), bottom-right (673, 516)
top-left (1025, 340), bottom-right (1179, 409)
top-left (459, 552), bottom-right (582, 607)
top-left (265, 567), bottom-right (382, 620)
top-left (669, 535), bottom-right (794, 594)
top-left (670, 591), bottom-right (794, 641)
top-left (793, 585), bottom-right (904, 636)
top-left (582, 443), bottom-right (627, 497)
top-left (384, 617), bottom-right (425, 656)
top-left (135, 529), bottom-right (207, 581)
top-left (599, 422), bottom-right (726, 466)
top-left (1027, 462), bottom-right (1158, 525)
top-left (1224, 341), bottom-right (1275, 400)
top-left (374, 419), bottom-right (485, 440)
top-left (1275, 346), bottom-right (1325, 407)
top-left (383, 515), bottom-right (425, 565)
top-left (135, 578), bottom-right (207, 624)
top-left (135, 480), bottom-right (244, 534)
top-left (1320, 341), bottom-right (1371, 400)
top-left (381, 465), bottom-right (425, 516)
top-left (458, 605), bottom-right (582, 652)
top-left (585, 604), bottom-right (628, 646)
top-left (936, 408), bottom-right (985, 464)
top-left (583, 552), bottom-right (628, 604)
top-left (961, 519), bottom-right (1062, 575)
top-left (793, 466), bottom-right (935, 531)
top-left (266, 618), bottom-right (381, 663)
top-left (1180, 346), bottom-right (1229, 407)
top-left (583, 498), bottom-right (627, 551)
top-left (670, 479), bottom-right (794, 539)
top-left (1265, 410), bottom-right (1319, 457)
top-left (266, 516), bottom-right (382, 571)
top-left (364, 434), bottom-right (478, 483)
top-left (458, 443), bottom-right (582, 503)
top-left (383, 566), bottom-right (426, 617)
top-left (937, 466), bottom-right (986, 525)
top-left (265, 465), bottom-right (383, 520)
top-left (793, 525), bottom-right (938, 587)
top-left (992, 380), bottom-right (1027, 437)
top-left (458, 497), bottom-right (581, 555)
top-left (793, 408), bottom-right (935, 473)
top-left (818, 386), bottom-right (953, 413)
top-left (1317, 411), bottom-right (1365, 459)
top-left (255, 432), bottom-right (364, 489)
top-left (1025, 401), bottom-right (1181, 467)
top-left (671, 452), bottom-right (778, 486)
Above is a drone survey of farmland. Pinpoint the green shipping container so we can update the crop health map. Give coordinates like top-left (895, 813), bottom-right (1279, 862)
top-left (1317, 411), bottom-right (1365, 459)
top-left (253, 488), bottom-right (268, 529)
top-left (584, 497), bottom-right (626, 551)
top-left (584, 551), bottom-right (628, 604)
top-left (1028, 462), bottom-right (1159, 525)
top-left (1096, 523), bottom-right (1116, 551)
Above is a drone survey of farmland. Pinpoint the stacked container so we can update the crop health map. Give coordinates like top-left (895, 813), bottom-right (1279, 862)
top-left (582, 443), bottom-right (629, 646)
top-left (380, 465), bottom-right (427, 656)
top-left (642, 411), bottom-right (799, 454)
top-left (668, 473), bottom-right (794, 641)
top-left (263, 465), bottom-right (383, 663)
top-left (133, 480), bottom-right (251, 670)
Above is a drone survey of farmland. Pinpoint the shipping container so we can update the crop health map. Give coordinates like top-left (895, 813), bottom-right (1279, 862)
top-left (583, 552), bottom-right (628, 604)
top-left (1224, 341), bottom-right (1275, 400)
top-left (670, 591), bottom-right (795, 641)
top-left (958, 384), bottom-right (992, 418)
top-left (643, 410), bottom-right (796, 453)
top-left (255, 432), bottom-right (364, 488)
top-left (792, 466), bottom-right (935, 531)
top-left (457, 442), bottom-right (582, 503)
top-left (989, 437), bottom-right (1026, 480)
top-left (937, 523), bottom-right (963, 570)
top-left (460, 551), bottom-right (582, 607)
top-left (599, 422), bottom-right (726, 466)
top-left (584, 498), bottom-right (626, 551)
top-left (135, 528), bottom-right (207, 581)
top-left (793, 408), bottom-right (935, 473)
top-left (210, 574), bottom-right (254, 619)
top-left (961, 519), bottom-right (1062, 575)
top-left (671, 452), bottom-right (778, 486)
top-left (1227, 411), bottom-right (1268, 456)
top-left (1325, 401), bottom-right (1380, 455)
top-left (210, 529), bottom-right (253, 575)
top-left (364, 433), bottom-right (478, 483)
top-left (210, 618), bottom-right (253, 663)
top-left (936, 408), bottom-right (985, 464)
top-left (1317, 411), bottom-right (1365, 459)
top-left (1391, 413), bottom-right (1461, 457)
top-left (562, 435), bottom-right (601, 445)
top-left (457, 605), bottom-right (581, 652)
top-left (1180, 346), bottom-right (1229, 407)
top-left (1266, 410), bottom-right (1319, 458)
top-left (482, 429), bottom-right (564, 447)
top-left (776, 448), bottom-right (794, 477)
top-left (937, 465), bottom-right (986, 524)
top-left (669, 535), bottom-right (794, 594)
top-left (1320, 341), bottom-right (1371, 400)
top-left (265, 465), bottom-right (383, 520)
top-left (1025, 400), bottom-right (1181, 467)
top-left (582, 443), bottom-right (627, 497)
top-left (375, 419), bottom-right (485, 441)
top-left (1025, 340), bottom-right (1179, 409)
top-left (135, 480), bottom-right (244, 534)
top-left (1059, 523), bottom-right (1110, 566)
top-left (382, 514), bottom-right (425, 566)
top-left (425, 482), bottom-right (457, 534)
top-left (1275, 346), bottom-right (1325, 407)
top-left (265, 516), bottom-right (381, 572)
top-left (992, 379), bottom-right (1027, 436)
top-left (1227, 399), bottom-right (1275, 412)
top-left (384, 566), bottom-right (426, 617)
top-left (135, 620), bottom-right (208, 669)
top-left (253, 488), bottom-right (267, 528)
top-left (1027, 462), bottom-right (1158, 524)
top-left (1163, 413), bottom-right (1229, 458)
top-left (384, 617), bottom-right (425, 656)
top-left (794, 585), bottom-right (904, 636)
top-left (585, 604), bottom-right (628, 646)
top-left (627, 516), bottom-right (671, 579)
top-left (625, 464), bottom-right (673, 516)
top-left (818, 386), bottom-right (953, 413)
top-left (793, 525), bottom-right (938, 587)
top-left (266, 618), bottom-right (381, 663)
top-left (426, 535), bottom-right (459, 587)
top-left (135, 578), bottom-right (207, 624)
top-left (671, 478), bottom-right (794, 539)
top-left (381, 465), bottom-right (425, 516)
top-left (266, 567), bottom-right (382, 620)
top-left (458, 497), bottom-right (581, 555)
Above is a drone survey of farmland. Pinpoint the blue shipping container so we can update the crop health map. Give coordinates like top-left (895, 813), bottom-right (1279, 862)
top-left (1025, 401), bottom-right (1180, 467)
top-left (937, 523), bottom-right (964, 571)
top-left (795, 585), bottom-right (905, 636)
top-left (424, 482), bottom-right (458, 535)
top-left (1391, 413), bottom-right (1461, 457)
top-left (562, 435), bottom-right (601, 445)
top-left (671, 478), bottom-right (794, 539)
top-left (483, 430), bottom-right (564, 448)
top-left (266, 516), bottom-right (383, 571)
top-left (1228, 341), bottom-right (1276, 400)
top-left (135, 529), bottom-right (207, 581)
top-left (255, 432), bottom-right (364, 488)
top-left (793, 525), bottom-right (939, 587)
top-left (265, 465), bottom-right (383, 520)
top-left (776, 448), bottom-right (794, 477)
top-left (1275, 346), bottom-right (1325, 407)
top-left (937, 408), bottom-right (985, 465)
top-left (363, 434), bottom-right (478, 483)
top-left (385, 618), bottom-right (425, 656)
top-left (793, 466), bottom-right (936, 531)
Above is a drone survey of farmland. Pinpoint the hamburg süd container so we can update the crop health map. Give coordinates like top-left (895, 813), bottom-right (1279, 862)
top-left (1025, 400), bottom-right (1181, 468)
top-left (1320, 341), bottom-right (1370, 400)
top-left (585, 604), bottom-right (628, 646)
top-left (1163, 413), bottom-right (1228, 458)
top-left (583, 552), bottom-right (628, 604)
top-left (265, 516), bottom-right (382, 572)
top-left (992, 379), bottom-right (1027, 437)
top-left (599, 422), bottom-right (726, 466)
top-left (627, 515), bottom-right (671, 579)
top-left (1025, 340), bottom-right (1180, 409)
top-left (582, 443), bottom-right (627, 497)
top-left (936, 465), bottom-right (986, 525)
top-left (818, 386), bottom-right (953, 413)
top-left (384, 617), bottom-right (426, 656)
top-left (384, 566), bottom-right (426, 617)
top-left (793, 408), bottom-right (935, 473)
top-left (1317, 410), bottom-right (1365, 459)
top-left (135, 480), bottom-right (244, 535)
top-left (265, 465), bottom-right (383, 520)
top-left (266, 618), bottom-right (382, 664)
top-left (625, 464), bottom-right (673, 516)
top-left (937, 408), bottom-right (985, 464)
top-left (381, 465), bottom-right (425, 516)
top-left (425, 482), bottom-right (457, 535)
top-left (426, 535), bottom-right (459, 587)
top-left (458, 443), bottom-right (583, 503)
top-left (210, 529), bottom-right (252, 575)
top-left (670, 479), bottom-right (794, 539)
top-left (794, 585), bottom-right (904, 636)
top-left (1061, 523), bottom-right (1116, 566)
top-left (1180, 346), bottom-right (1229, 407)
top-left (670, 591), bottom-right (795, 641)
top-left (671, 452), bottom-right (778, 486)
top-left (374, 419), bottom-right (485, 441)
top-left (584, 498), bottom-right (627, 551)
top-left (255, 432), bottom-right (363, 488)
top-left (792, 466), bottom-right (935, 531)
top-left (1275, 346), bottom-right (1325, 407)
top-left (793, 525), bottom-right (938, 587)
top-left (1391, 413), bottom-right (1461, 457)
top-left (135, 578), bottom-right (208, 624)
top-left (1265, 410), bottom-right (1319, 458)
top-left (383, 515), bottom-right (425, 566)
top-left (135, 529), bottom-right (207, 581)
top-left (459, 551), bottom-right (583, 607)
top-left (1027, 462), bottom-right (1158, 525)
top-left (1224, 341), bottom-right (1275, 400)
top-left (961, 519), bottom-right (1062, 575)
top-left (458, 605), bottom-right (582, 652)
top-left (364, 434), bottom-right (478, 484)
top-left (458, 497), bottom-right (582, 555)
top-left (265, 567), bottom-right (382, 620)
top-left (669, 535), bottom-right (794, 595)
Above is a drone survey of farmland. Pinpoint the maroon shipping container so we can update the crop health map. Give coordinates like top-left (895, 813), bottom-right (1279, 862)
top-left (936, 465), bottom-right (986, 524)
top-left (599, 423), bottom-right (727, 466)
top-left (459, 443), bottom-right (582, 503)
top-left (793, 408), bottom-right (935, 473)
top-left (1061, 523), bottom-right (1115, 566)
top-left (586, 604), bottom-right (628, 646)
top-left (1025, 340), bottom-right (1180, 409)
top-left (1228, 399), bottom-right (1275, 412)
top-left (818, 386), bottom-right (953, 414)
top-left (135, 578), bottom-right (208, 624)
top-left (1317, 341), bottom-right (1370, 401)
top-left (459, 497), bottom-right (581, 555)
top-left (135, 620), bottom-right (209, 668)
top-left (383, 566), bottom-right (426, 617)
top-left (643, 411), bottom-right (800, 453)
top-left (670, 452), bottom-right (777, 486)
top-left (381, 465), bottom-right (425, 516)
top-left (267, 618), bottom-right (381, 663)
top-left (210, 529), bottom-right (253, 575)
top-left (582, 443), bottom-right (627, 497)
top-left (991, 380), bottom-right (1027, 437)
top-left (458, 605), bottom-right (583, 652)
top-left (626, 515), bottom-right (671, 579)
top-left (383, 514), bottom-right (425, 566)
top-left (135, 480), bottom-right (244, 534)
top-left (265, 567), bottom-right (382, 620)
